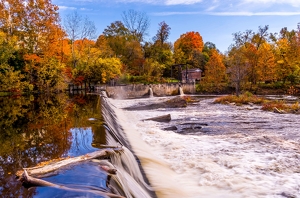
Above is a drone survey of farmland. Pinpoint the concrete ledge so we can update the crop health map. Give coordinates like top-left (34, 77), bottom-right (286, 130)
top-left (97, 83), bottom-right (195, 99)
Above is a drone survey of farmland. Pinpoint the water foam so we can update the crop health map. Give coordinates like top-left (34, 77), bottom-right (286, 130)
top-left (109, 96), bottom-right (300, 198)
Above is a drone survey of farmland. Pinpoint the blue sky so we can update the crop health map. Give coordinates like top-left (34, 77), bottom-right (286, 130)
top-left (53, 0), bottom-right (300, 53)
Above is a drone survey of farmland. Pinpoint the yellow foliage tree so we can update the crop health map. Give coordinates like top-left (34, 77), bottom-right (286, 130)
top-left (257, 42), bottom-right (276, 82)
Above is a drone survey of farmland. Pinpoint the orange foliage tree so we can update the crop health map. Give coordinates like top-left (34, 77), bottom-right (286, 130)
top-left (174, 31), bottom-right (204, 64)
top-left (203, 49), bottom-right (227, 91)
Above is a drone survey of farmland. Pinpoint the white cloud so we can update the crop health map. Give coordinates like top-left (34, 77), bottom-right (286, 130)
top-left (242, 0), bottom-right (300, 7)
top-left (165, 0), bottom-right (203, 5)
top-left (152, 11), bottom-right (300, 16)
top-left (59, 5), bottom-right (77, 10)
top-left (209, 11), bottom-right (300, 16)
top-left (116, 0), bottom-right (203, 5)
top-left (152, 11), bottom-right (201, 16)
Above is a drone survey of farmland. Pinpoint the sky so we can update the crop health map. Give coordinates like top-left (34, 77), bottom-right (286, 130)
top-left (53, 0), bottom-right (300, 53)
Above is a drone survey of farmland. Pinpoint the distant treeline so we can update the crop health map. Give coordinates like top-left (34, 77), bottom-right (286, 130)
top-left (0, 1), bottom-right (299, 95)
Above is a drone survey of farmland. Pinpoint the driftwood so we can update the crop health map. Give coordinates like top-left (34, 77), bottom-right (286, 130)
top-left (16, 148), bottom-right (122, 178)
top-left (273, 107), bottom-right (286, 114)
top-left (142, 114), bottom-right (171, 122)
top-left (20, 169), bottom-right (124, 198)
top-left (92, 144), bottom-right (123, 149)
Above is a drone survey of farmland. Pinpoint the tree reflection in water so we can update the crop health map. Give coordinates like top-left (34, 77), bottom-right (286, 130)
top-left (0, 93), bottom-right (105, 197)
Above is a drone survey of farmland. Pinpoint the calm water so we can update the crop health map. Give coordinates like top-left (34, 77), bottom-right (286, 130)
top-left (0, 94), bottom-right (108, 198)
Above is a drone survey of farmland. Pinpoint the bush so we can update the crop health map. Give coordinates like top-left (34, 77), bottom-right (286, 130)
top-left (214, 92), bottom-right (265, 105)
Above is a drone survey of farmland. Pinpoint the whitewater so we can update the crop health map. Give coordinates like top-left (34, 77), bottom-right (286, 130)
top-left (108, 95), bottom-right (300, 198)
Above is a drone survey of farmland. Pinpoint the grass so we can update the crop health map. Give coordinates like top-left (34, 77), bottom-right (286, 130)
top-left (0, 92), bottom-right (11, 96)
top-left (214, 92), bottom-right (300, 114)
top-left (214, 92), bottom-right (266, 105)
top-left (261, 101), bottom-right (299, 113)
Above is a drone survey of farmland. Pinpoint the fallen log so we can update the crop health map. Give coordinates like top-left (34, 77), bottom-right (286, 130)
top-left (91, 144), bottom-right (122, 149)
top-left (142, 114), bottom-right (171, 122)
top-left (16, 148), bottom-right (122, 178)
top-left (273, 107), bottom-right (286, 114)
top-left (20, 169), bottom-right (124, 198)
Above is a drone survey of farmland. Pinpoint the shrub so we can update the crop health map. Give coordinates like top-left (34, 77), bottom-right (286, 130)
top-left (214, 92), bottom-right (265, 105)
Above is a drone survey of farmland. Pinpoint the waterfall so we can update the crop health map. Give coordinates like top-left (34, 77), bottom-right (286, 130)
top-left (179, 87), bottom-right (184, 96)
top-left (100, 91), bottom-right (155, 198)
top-left (149, 88), bottom-right (153, 98)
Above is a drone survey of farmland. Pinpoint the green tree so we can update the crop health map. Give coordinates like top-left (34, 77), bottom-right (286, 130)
top-left (0, 31), bottom-right (26, 92)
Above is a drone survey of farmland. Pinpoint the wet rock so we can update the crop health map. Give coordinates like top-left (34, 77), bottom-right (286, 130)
top-left (124, 96), bottom-right (200, 110)
top-left (280, 192), bottom-right (297, 198)
top-left (163, 122), bottom-right (208, 133)
top-left (143, 114), bottom-right (171, 123)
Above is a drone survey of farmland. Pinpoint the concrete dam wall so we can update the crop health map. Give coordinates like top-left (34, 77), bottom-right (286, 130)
top-left (98, 83), bottom-right (195, 99)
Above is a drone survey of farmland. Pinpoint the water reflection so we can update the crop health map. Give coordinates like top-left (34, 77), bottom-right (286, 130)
top-left (0, 93), bottom-right (106, 197)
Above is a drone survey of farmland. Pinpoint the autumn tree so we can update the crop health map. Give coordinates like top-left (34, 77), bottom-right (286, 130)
top-left (174, 31), bottom-right (204, 66)
top-left (257, 42), bottom-right (276, 83)
top-left (103, 21), bottom-right (129, 57)
top-left (103, 20), bottom-right (143, 75)
top-left (88, 57), bottom-right (122, 83)
top-left (64, 11), bottom-right (96, 68)
top-left (142, 21), bottom-right (174, 78)
top-left (21, 0), bottom-right (66, 92)
top-left (0, 0), bottom-right (25, 38)
top-left (0, 31), bottom-right (28, 92)
top-left (203, 49), bottom-right (227, 91)
top-left (95, 35), bottom-right (113, 57)
top-left (232, 26), bottom-right (270, 89)
top-left (153, 21), bottom-right (171, 46)
top-left (226, 45), bottom-right (249, 96)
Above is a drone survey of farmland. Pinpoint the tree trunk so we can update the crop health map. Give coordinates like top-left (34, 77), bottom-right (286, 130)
top-left (16, 148), bottom-right (122, 178)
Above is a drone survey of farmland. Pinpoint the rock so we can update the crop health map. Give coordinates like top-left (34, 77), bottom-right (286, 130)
top-left (143, 114), bottom-right (171, 122)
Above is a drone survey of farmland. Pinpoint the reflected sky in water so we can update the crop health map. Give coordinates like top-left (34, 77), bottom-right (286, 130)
top-left (0, 94), bottom-right (107, 198)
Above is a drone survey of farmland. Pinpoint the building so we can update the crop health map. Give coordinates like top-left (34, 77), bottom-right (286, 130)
top-left (181, 68), bottom-right (202, 83)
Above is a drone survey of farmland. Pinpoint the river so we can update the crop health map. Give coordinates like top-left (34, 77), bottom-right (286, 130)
top-left (109, 95), bottom-right (300, 198)
top-left (0, 94), bottom-right (108, 197)
top-left (1, 93), bottom-right (300, 197)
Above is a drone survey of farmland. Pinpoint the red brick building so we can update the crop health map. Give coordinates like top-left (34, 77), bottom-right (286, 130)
top-left (181, 68), bottom-right (202, 83)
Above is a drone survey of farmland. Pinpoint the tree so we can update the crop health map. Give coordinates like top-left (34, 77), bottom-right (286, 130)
top-left (153, 21), bottom-right (171, 46)
top-left (36, 58), bottom-right (66, 92)
top-left (174, 31), bottom-right (204, 65)
top-left (203, 49), bottom-right (227, 91)
top-left (143, 58), bottom-right (165, 81)
top-left (102, 20), bottom-right (143, 75)
top-left (121, 9), bottom-right (150, 42)
top-left (90, 57), bottom-right (122, 83)
top-left (0, 0), bottom-right (25, 37)
top-left (0, 31), bottom-right (26, 92)
top-left (226, 46), bottom-right (249, 96)
top-left (103, 21), bottom-right (129, 57)
top-left (95, 35), bottom-right (113, 57)
top-left (22, 0), bottom-right (62, 54)
top-left (257, 42), bottom-right (276, 83)
top-left (64, 11), bottom-right (96, 68)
